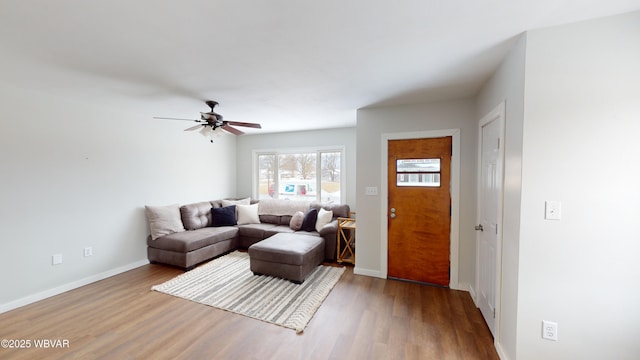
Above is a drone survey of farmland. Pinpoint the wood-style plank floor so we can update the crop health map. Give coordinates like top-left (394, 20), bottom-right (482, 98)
top-left (0, 263), bottom-right (498, 359)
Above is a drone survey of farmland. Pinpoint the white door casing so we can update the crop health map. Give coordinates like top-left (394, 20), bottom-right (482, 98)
top-left (476, 102), bottom-right (505, 337)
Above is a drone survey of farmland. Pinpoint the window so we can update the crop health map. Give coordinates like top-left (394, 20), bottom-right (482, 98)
top-left (320, 151), bottom-right (341, 202)
top-left (396, 158), bottom-right (441, 187)
top-left (257, 154), bottom-right (277, 199)
top-left (256, 148), bottom-right (343, 203)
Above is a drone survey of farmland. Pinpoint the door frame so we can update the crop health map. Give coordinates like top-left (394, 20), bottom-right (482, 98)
top-left (380, 129), bottom-right (461, 289)
top-left (474, 101), bottom-right (505, 338)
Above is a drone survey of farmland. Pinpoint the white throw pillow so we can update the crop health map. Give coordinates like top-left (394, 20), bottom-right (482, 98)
top-left (315, 208), bottom-right (333, 232)
top-left (145, 204), bottom-right (185, 240)
top-left (237, 203), bottom-right (260, 225)
top-left (221, 197), bottom-right (251, 207)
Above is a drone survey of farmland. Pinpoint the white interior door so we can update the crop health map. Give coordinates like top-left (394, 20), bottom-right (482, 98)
top-left (477, 103), bottom-right (504, 336)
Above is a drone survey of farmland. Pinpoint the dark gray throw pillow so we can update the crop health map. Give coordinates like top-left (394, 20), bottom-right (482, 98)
top-left (211, 205), bottom-right (237, 227)
top-left (300, 208), bottom-right (318, 232)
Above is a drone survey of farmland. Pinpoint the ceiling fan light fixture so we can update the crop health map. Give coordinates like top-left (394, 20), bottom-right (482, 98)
top-left (199, 125), bottom-right (224, 142)
top-left (199, 125), bottom-right (212, 137)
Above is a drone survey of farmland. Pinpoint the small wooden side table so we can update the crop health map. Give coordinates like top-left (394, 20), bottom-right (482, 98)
top-left (337, 212), bottom-right (356, 264)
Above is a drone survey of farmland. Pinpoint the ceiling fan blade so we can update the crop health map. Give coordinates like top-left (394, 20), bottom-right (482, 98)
top-left (225, 120), bottom-right (262, 129)
top-left (184, 124), bottom-right (204, 131)
top-left (221, 124), bottom-right (244, 135)
top-left (153, 116), bottom-right (202, 122)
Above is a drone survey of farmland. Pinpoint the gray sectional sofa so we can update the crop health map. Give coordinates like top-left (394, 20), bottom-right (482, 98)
top-left (145, 198), bottom-right (350, 270)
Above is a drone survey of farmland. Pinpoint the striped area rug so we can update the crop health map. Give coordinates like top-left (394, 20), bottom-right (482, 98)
top-left (152, 251), bottom-right (345, 333)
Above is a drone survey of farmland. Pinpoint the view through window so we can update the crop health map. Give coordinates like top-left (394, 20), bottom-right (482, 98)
top-left (257, 150), bottom-right (343, 203)
top-left (396, 158), bottom-right (441, 187)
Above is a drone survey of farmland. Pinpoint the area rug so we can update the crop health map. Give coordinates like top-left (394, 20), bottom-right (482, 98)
top-left (151, 251), bottom-right (345, 333)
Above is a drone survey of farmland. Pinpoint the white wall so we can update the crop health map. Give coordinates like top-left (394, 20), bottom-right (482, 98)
top-left (0, 85), bottom-right (237, 310)
top-left (517, 11), bottom-right (640, 359)
top-left (355, 99), bottom-right (477, 288)
top-left (476, 34), bottom-right (527, 359)
top-left (235, 127), bottom-right (357, 207)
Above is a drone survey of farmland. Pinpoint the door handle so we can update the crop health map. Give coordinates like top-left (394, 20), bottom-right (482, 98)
top-left (390, 213), bottom-right (396, 219)
top-left (475, 224), bottom-right (484, 231)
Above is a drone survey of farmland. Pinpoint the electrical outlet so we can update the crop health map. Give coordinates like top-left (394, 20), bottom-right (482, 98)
top-left (542, 320), bottom-right (558, 341)
top-left (84, 247), bottom-right (93, 257)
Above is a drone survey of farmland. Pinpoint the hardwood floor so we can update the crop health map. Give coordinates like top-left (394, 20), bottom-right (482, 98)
top-left (0, 263), bottom-right (498, 359)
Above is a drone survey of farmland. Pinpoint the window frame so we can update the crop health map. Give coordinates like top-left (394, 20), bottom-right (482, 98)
top-left (396, 158), bottom-right (442, 187)
top-left (252, 146), bottom-right (346, 204)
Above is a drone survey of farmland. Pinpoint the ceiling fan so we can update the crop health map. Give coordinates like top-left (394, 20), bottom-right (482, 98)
top-left (154, 100), bottom-right (261, 139)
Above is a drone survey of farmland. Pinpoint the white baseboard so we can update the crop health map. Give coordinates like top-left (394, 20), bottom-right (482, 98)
top-left (0, 259), bottom-right (149, 314)
top-left (353, 266), bottom-right (384, 278)
top-left (469, 284), bottom-right (479, 306)
top-left (495, 341), bottom-right (509, 360)
top-left (453, 281), bottom-right (471, 292)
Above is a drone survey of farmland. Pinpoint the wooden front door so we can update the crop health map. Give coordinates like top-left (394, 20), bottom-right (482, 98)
top-left (388, 137), bottom-right (452, 286)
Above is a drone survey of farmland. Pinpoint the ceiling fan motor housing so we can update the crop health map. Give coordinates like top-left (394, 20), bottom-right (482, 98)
top-left (201, 112), bottom-right (223, 122)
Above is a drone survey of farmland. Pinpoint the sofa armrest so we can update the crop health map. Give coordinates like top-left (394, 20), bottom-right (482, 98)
top-left (318, 219), bottom-right (338, 261)
top-left (319, 219), bottom-right (338, 237)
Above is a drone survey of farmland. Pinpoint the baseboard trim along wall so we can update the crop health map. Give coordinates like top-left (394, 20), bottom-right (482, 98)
top-left (468, 284), bottom-right (477, 304)
top-left (353, 266), bottom-right (384, 278)
top-left (0, 259), bottom-right (149, 314)
top-left (354, 267), bottom-right (473, 293)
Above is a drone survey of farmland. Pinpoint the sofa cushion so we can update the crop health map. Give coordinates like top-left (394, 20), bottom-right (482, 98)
top-left (259, 214), bottom-right (292, 225)
top-left (300, 208), bottom-right (318, 232)
top-left (180, 201), bottom-right (213, 230)
top-left (264, 225), bottom-right (296, 238)
top-left (212, 206), bottom-right (237, 227)
top-left (259, 214), bottom-right (280, 225)
top-left (237, 203), bottom-right (260, 225)
top-left (237, 223), bottom-right (279, 239)
top-left (289, 211), bottom-right (304, 230)
top-left (145, 204), bottom-right (186, 240)
top-left (148, 226), bottom-right (238, 253)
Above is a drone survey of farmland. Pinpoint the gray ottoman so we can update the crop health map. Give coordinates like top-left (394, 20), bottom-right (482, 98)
top-left (248, 233), bottom-right (324, 284)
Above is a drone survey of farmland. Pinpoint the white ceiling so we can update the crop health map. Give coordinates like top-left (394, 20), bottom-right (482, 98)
top-left (1, 0), bottom-right (638, 134)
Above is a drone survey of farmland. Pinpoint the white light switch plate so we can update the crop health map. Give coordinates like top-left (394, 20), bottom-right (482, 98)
top-left (545, 201), bottom-right (562, 220)
top-left (365, 186), bottom-right (378, 196)
top-left (52, 254), bottom-right (63, 265)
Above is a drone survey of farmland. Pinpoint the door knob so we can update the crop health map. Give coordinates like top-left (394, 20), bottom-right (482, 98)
top-left (475, 224), bottom-right (484, 231)
top-left (390, 213), bottom-right (396, 219)
top-left (390, 208), bottom-right (396, 213)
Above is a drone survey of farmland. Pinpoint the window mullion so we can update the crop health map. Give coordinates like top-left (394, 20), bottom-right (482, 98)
top-left (316, 151), bottom-right (321, 202)
top-left (274, 154), bottom-right (280, 199)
